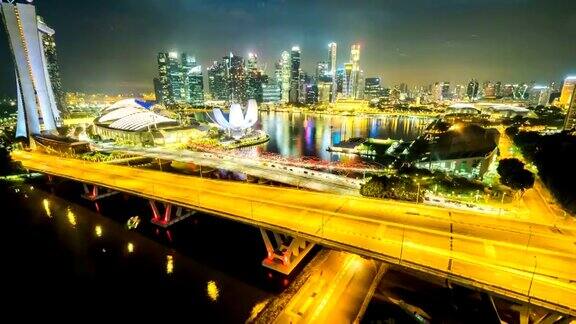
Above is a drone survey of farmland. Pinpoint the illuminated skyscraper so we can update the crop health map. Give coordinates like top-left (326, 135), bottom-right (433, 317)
top-left (289, 46), bottom-right (301, 103)
top-left (153, 77), bottom-right (163, 103)
top-left (208, 59), bottom-right (229, 101)
top-left (364, 77), bottom-right (382, 100)
top-left (466, 79), bottom-right (479, 101)
top-left (559, 76), bottom-right (576, 109)
top-left (181, 53), bottom-right (204, 105)
top-left (280, 51), bottom-right (291, 103)
top-left (528, 85), bottom-right (552, 106)
top-left (262, 83), bottom-right (281, 103)
top-left (156, 52), bottom-right (203, 106)
top-left (246, 53), bottom-right (264, 103)
top-left (184, 61), bottom-right (204, 106)
top-left (563, 87), bottom-right (576, 130)
top-left (336, 68), bottom-right (344, 94)
top-left (328, 42), bottom-right (337, 102)
top-left (157, 53), bottom-right (170, 103)
top-left (2, 2), bottom-right (60, 137)
top-left (167, 52), bottom-right (184, 104)
top-left (349, 44), bottom-right (361, 98)
top-left (343, 63), bottom-right (353, 97)
top-left (227, 53), bottom-right (247, 103)
top-left (316, 61), bottom-right (328, 79)
top-left (317, 78), bottom-right (332, 103)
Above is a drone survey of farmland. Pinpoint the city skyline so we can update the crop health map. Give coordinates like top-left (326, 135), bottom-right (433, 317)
top-left (1, 0), bottom-right (576, 96)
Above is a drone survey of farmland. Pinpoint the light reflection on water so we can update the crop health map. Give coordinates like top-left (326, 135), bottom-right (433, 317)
top-left (255, 112), bottom-right (431, 162)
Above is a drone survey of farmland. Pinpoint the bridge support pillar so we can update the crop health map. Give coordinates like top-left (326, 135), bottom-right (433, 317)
top-left (148, 200), bottom-right (195, 228)
top-left (260, 228), bottom-right (315, 275)
top-left (82, 184), bottom-right (119, 201)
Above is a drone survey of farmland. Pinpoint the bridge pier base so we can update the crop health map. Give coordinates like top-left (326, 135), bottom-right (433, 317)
top-left (82, 184), bottom-right (119, 201)
top-left (149, 200), bottom-right (195, 228)
top-left (260, 228), bottom-right (315, 275)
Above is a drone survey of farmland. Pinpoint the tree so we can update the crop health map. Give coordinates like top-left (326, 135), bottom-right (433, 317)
top-left (505, 126), bottom-right (519, 137)
top-left (497, 158), bottom-right (535, 193)
top-left (0, 146), bottom-right (13, 176)
top-left (360, 176), bottom-right (390, 198)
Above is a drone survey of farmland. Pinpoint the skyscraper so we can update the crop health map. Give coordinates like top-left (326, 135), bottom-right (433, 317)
top-left (563, 87), bottom-right (576, 130)
top-left (466, 79), bottom-right (479, 101)
top-left (343, 63), bottom-right (353, 97)
top-left (153, 77), bottom-right (163, 103)
top-left (336, 68), bottom-right (345, 95)
top-left (208, 59), bottom-right (229, 101)
top-left (559, 76), bottom-right (576, 109)
top-left (280, 51), bottom-right (291, 103)
top-left (349, 44), bottom-right (361, 99)
top-left (328, 42), bottom-right (337, 102)
top-left (315, 61), bottom-right (328, 79)
top-left (364, 77), bottom-right (382, 100)
top-left (167, 52), bottom-right (184, 104)
top-left (2, 2), bottom-right (60, 137)
top-left (186, 63), bottom-right (204, 106)
top-left (156, 52), bottom-right (204, 106)
top-left (289, 46), bottom-right (301, 104)
top-left (157, 52), bottom-right (170, 103)
top-left (227, 53), bottom-right (247, 104)
top-left (246, 53), bottom-right (264, 103)
top-left (37, 16), bottom-right (65, 115)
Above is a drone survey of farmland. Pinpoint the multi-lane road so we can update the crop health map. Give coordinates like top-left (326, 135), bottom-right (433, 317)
top-left (12, 150), bottom-right (576, 315)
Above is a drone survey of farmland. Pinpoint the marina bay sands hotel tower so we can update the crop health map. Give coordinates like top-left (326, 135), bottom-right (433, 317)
top-left (1, 1), bottom-right (61, 138)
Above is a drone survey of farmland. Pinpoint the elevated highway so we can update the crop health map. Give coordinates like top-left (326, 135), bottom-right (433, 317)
top-left (96, 144), bottom-right (363, 195)
top-left (12, 150), bottom-right (576, 316)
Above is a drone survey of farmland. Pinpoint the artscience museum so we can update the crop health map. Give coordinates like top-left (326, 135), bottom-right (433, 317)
top-left (211, 99), bottom-right (260, 140)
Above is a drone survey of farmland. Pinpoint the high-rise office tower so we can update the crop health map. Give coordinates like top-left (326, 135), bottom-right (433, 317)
top-left (280, 51), bottom-right (291, 103)
top-left (182, 55), bottom-right (204, 106)
top-left (37, 16), bottom-right (65, 115)
top-left (167, 52), bottom-right (184, 104)
top-left (328, 42), bottom-right (337, 102)
top-left (157, 53), bottom-right (170, 103)
top-left (316, 61), bottom-right (328, 79)
top-left (343, 63), bottom-right (353, 97)
top-left (317, 78), bottom-right (332, 103)
top-left (364, 77), bottom-right (382, 100)
top-left (227, 53), bottom-right (247, 103)
top-left (262, 83), bottom-right (282, 103)
top-left (153, 77), bottom-right (163, 103)
top-left (559, 76), bottom-right (576, 109)
top-left (528, 85), bottom-right (552, 106)
top-left (483, 81), bottom-right (497, 98)
top-left (466, 79), bottom-right (479, 101)
top-left (208, 59), bottom-right (229, 101)
top-left (289, 46), bottom-right (301, 103)
top-left (246, 53), bottom-right (264, 103)
top-left (336, 68), bottom-right (344, 94)
top-left (181, 53), bottom-right (195, 102)
top-left (349, 44), bottom-right (361, 99)
top-left (2, 2), bottom-right (61, 137)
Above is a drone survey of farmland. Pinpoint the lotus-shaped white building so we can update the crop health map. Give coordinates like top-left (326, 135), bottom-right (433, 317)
top-left (211, 100), bottom-right (259, 139)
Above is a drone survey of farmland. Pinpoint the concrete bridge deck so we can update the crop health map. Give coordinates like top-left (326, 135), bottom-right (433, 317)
top-left (12, 150), bottom-right (576, 316)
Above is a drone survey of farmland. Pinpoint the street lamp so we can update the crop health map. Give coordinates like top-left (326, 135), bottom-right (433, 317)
top-left (499, 192), bottom-right (506, 216)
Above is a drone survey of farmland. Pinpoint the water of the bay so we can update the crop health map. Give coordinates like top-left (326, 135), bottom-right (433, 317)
top-left (257, 112), bottom-right (431, 161)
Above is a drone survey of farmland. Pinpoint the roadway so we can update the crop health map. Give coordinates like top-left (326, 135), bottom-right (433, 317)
top-left (496, 126), bottom-right (575, 227)
top-left (274, 251), bottom-right (385, 324)
top-left (12, 150), bottom-right (576, 315)
top-left (96, 144), bottom-right (362, 195)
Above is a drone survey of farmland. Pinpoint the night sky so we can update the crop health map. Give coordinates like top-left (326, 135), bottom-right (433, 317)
top-left (1, 0), bottom-right (575, 96)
